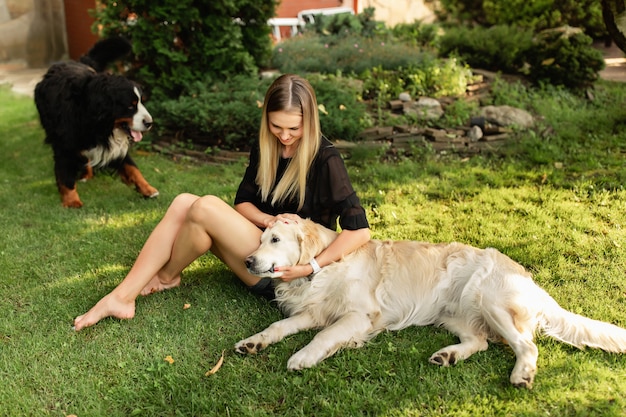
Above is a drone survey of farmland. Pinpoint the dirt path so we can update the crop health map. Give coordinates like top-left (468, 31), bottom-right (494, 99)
top-left (596, 41), bottom-right (626, 82)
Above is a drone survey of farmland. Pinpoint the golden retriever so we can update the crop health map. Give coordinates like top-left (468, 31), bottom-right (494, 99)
top-left (235, 219), bottom-right (626, 388)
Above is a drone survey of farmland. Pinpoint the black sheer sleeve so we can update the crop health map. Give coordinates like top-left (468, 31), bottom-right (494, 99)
top-left (304, 139), bottom-right (369, 231)
top-left (234, 144), bottom-right (261, 206)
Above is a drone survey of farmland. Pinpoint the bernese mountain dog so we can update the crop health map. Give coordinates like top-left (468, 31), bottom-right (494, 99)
top-left (34, 37), bottom-right (159, 208)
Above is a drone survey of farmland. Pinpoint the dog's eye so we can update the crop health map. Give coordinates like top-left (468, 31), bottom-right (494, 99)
top-left (271, 236), bottom-right (280, 243)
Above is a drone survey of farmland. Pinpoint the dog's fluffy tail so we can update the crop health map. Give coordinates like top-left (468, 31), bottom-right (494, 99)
top-left (79, 37), bottom-right (132, 72)
top-left (540, 296), bottom-right (626, 353)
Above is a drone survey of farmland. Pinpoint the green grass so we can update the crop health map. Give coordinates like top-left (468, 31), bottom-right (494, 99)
top-left (1, 81), bottom-right (626, 416)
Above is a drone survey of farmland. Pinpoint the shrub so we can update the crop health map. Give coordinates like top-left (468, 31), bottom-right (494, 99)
top-left (526, 29), bottom-right (605, 90)
top-left (359, 59), bottom-right (471, 102)
top-left (153, 75), bottom-right (272, 150)
top-left (91, 0), bottom-right (276, 100)
top-left (390, 21), bottom-right (442, 49)
top-left (303, 7), bottom-right (384, 38)
top-left (153, 74), bottom-right (369, 150)
top-left (438, 25), bottom-right (535, 73)
top-left (271, 34), bottom-right (430, 75)
top-left (438, 25), bottom-right (605, 91)
top-left (308, 74), bottom-right (371, 141)
top-left (437, 0), bottom-right (607, 39)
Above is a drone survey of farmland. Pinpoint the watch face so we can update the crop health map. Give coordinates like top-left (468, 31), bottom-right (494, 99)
top-left (603, 0), bottom-right (626, 52)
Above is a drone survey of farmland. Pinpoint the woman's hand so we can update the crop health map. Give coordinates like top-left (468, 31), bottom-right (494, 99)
top-left (273, 263), bottom-right (313, 282)
top-left (274, 213), bottom-right (303, 225)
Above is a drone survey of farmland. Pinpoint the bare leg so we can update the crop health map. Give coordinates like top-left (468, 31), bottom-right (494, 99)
top-left (74, 193), bottom-right (199, 330)
top-left (73, 194), bottom-right (264, 330)
top-left (161, 195), bottom-right (264, 287)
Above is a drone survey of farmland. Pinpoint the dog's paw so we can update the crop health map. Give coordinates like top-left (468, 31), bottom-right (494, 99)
top-left (287, 349), bottom-right (320, 370)
top-left (510, 375), bottom-right (534, 389)
top-left (234, 337), bottom-right (266, 355)
top-left (429, 349), bottom-right (457, 367)
top-left (510, 364), bottom-right (536, 389)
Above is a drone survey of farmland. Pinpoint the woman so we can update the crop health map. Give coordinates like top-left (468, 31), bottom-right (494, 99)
top-left (73, 74), bottom-right (370, 331)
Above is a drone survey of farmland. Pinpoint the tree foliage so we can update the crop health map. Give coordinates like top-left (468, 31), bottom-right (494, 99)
top-left (437, 0), bottom-right (607, 39)
top-left (91, 0), bottom-right (277, 99)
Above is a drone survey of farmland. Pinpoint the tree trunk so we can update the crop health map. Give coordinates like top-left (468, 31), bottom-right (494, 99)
top-left (602, 0), bottom-right (626, 52)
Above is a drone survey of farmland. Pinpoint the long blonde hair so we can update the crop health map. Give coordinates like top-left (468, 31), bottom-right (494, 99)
top-left (256, 74), bottom-right (321, 210)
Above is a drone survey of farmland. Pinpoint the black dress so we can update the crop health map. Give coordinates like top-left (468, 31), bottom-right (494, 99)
top-left (235, 137), bottom-right (369, 231)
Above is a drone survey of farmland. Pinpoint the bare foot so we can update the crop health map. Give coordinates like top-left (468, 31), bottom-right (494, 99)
top-left (140, 274), bottom-right (181, 296)
top-left (73, 293), bottom-right (136, 331)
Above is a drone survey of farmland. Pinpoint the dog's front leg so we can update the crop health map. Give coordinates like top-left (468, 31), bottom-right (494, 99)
top-left (118, 157), bottom-right (159, 198)
top-left (235, 312), bottom-right (317, 355)
top-left (287, 311), bottom-right (373, 370)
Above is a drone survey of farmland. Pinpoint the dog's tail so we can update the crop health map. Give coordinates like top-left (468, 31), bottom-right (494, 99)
top-left (79, 37), bottom-right (132, 72)
top-left (539, 294), bottom-right (626, 353)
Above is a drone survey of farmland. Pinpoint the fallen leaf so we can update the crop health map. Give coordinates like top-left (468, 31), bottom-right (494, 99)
top-left (318, 104), bottom-right (328, 115)
top-left (183, 303), bottom-right (191, 310)
top-left (164, 355), bottom-right (175, 364)
top-left (541, 57), bottom-right (555, 66)
top-left (205, 350), bottom-right (225, 376)
top-left (339, 104), bottom-right (346, 111)
top-left (256, 100), bottom-right (263, 108)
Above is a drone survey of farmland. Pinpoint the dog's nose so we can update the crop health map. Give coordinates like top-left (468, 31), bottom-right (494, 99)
top-left (144, 120), bottom-right (153, 130)
top-left (244, 256), bottom-right (254, 269)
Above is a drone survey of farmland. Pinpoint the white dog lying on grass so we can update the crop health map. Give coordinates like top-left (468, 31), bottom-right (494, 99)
top-left (235, 218), bottom-right (626, 388)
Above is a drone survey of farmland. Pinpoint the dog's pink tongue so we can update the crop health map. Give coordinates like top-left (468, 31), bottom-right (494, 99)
top-left (131, 130), bottom-right (143, 142)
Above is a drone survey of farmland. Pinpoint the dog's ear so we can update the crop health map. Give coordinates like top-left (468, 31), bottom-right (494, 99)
top-left (296, 220), bottom-right (327, 265)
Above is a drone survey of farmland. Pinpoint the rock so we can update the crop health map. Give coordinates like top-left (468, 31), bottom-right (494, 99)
top-left (403, 97), bottom-right (444, 120)
top-left (467, 125), bottom-right (483, 142)
top-left (479, 105), bottom-right (534, 128)
top-left (398, 92), bottom-right (411, 102)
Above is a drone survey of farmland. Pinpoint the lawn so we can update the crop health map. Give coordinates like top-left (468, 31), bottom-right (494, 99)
top-left (1, 80), bottom-right (626, 416)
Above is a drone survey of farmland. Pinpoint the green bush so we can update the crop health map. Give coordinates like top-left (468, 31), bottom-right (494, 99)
top-left (271, 34), bottom-right (430, 75)
top-left (360, 59), bottom-right (472, 102)
top-left (153, 75), bottom-right (272, 150)
top-left (526, 29), bottom-right (605, 90)
top-left (153, 74), bottom-right (369, 150)
top-left (91, 0), bottom-right (276, 99)
top-left (303, 7), bottom-right (384, 38)
top-left (390, 21), bottom-right (442, 49)
top-left (439, 25), bottom-right (535, 73)
top-left (307, 74), bottom-right (371, 141)
top-left (438, 25), bottom-right (605, 91)
top-left (437, 0), bottom-right (607, 39)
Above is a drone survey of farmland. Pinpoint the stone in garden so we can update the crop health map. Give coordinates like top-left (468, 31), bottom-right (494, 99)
top-left (398, 92), bottom-right (411, 102)
top-left (479, 105), bottom-right (534, 128)
top-left (403, 97), bottom-right (444, 120)
top-left (467, 125), bottom-right (483, 142)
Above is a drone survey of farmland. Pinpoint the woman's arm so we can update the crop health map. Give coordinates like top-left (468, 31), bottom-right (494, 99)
top-left (275, 224), bottom-right (371, 282)
top-left (315, 227), bottom-right (371, 269)
top-left (235, 202), bottom-right (276, 229)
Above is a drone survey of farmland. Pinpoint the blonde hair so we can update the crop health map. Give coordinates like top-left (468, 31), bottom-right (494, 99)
top-left (256, 74), bottom-right (321, 210)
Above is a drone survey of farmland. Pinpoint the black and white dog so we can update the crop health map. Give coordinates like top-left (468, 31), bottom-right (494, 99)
top-left (34, 37), bottom-right (158, 208)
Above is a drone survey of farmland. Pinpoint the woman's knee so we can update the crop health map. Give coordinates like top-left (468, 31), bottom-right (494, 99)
top-left (166, 193), bottom-right (199, 218)
top-left (187, 195), bottom-right (228, 223)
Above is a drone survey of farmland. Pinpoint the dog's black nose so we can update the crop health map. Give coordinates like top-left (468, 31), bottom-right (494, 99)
top-left (245, 256), bottom-right (254, 269)
top-left (144, 120), bottom-right (153, 130)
